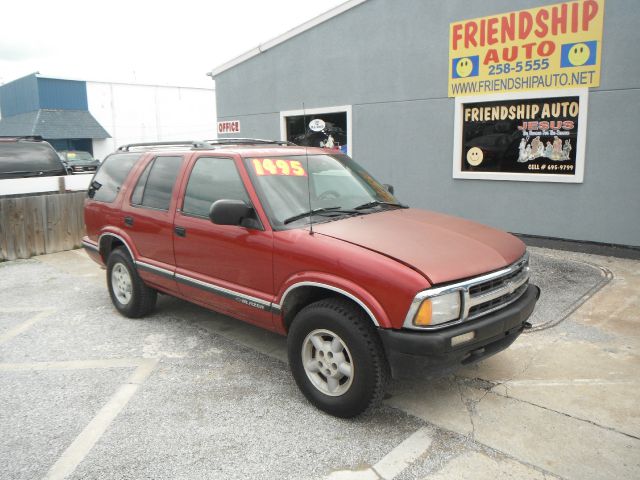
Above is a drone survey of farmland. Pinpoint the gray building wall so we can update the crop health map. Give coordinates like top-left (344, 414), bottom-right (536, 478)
top-left (214, 0), bottom-right (640, 246)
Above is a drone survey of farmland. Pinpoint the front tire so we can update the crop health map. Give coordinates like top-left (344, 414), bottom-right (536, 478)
top-left (287, 298), bottom-right (389, 418)
top-left (106, 248), bottom-right (157, 318)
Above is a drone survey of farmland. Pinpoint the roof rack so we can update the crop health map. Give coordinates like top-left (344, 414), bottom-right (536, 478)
top-left (201, 138), bottom-right (296, 147)
top-left (0, 136), bottom-right (44, 142)
top-left (117, 138), bottom-right (296, 152)
top-left (117, 141), bottom-right (208, 152)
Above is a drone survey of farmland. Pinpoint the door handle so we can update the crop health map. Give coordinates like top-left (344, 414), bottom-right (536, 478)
top-left (124, 216), bottom-right (134, 226)
top-left (174, 226), bottom-right (186, 237)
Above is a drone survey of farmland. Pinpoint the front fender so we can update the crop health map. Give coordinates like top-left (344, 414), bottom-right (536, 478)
top-left (275, 271), bottom-right (392, 329)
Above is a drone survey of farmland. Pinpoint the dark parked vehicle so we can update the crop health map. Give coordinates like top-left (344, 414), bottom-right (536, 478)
top-left (0, 137), bottom-right (67, 179)
top-left (59, 150), bottom-right (100, 174)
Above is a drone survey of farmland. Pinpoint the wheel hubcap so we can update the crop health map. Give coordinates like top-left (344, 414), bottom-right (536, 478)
top-left (111, 263), bottom-right (132, 305)
top-left (302, 329), bottom-right (354, 396)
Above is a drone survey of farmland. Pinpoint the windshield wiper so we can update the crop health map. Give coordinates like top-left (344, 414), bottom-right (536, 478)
top-left (354, 200), bottom-right (408, 210)
top-left (283, 207), bottom-right (359, 225)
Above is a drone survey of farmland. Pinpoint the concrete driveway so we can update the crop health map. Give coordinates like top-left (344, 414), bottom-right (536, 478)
top-left (0, 247), bottom-right (638, 479)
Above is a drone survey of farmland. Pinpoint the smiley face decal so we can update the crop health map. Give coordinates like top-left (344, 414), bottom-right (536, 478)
top-left (466, 147), bottom-right (484, 166)
top-left (452, 56), bottom-right (479, 79)
top-left (455, 57), bottom-right (474, 78)
top-left (568, 43), bottom-right (591, 66)
top-left (561, 41), bottom-right (597, 68)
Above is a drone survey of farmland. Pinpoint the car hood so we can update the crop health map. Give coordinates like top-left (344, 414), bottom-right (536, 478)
top-left (312, 208), bottom-right (526, 285)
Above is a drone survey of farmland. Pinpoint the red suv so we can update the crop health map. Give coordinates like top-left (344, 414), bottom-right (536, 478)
top-left (83, 139), bottom-right (539, 417)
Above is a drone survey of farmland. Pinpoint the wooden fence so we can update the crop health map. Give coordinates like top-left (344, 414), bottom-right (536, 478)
top-left (0, 191), bottom-right (86, 261)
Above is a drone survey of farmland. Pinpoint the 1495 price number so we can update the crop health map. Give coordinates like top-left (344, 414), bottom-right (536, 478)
top-left (252, 158), bottom-right (307, 176)
top-left (489, 58), bottom-right (550, 75)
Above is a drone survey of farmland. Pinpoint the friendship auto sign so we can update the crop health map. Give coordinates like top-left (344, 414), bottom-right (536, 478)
top-left (448, 0), bottom-right (604, 97)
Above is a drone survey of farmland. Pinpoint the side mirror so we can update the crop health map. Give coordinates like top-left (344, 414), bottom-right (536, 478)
top-left (383, 184), bottom-right (395, 195)
top-left (209, 199), bottom-right (256, 227)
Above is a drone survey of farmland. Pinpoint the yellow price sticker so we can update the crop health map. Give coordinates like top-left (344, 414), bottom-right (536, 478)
top-left (252, 158), bottom-right (307, 177)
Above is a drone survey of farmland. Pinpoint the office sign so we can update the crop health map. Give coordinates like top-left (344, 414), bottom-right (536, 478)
top-left (217, 120), bottom-right (241, 134)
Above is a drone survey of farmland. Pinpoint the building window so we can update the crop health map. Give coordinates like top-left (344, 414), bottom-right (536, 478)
top-left (280, 105), bottom-right (352, 157)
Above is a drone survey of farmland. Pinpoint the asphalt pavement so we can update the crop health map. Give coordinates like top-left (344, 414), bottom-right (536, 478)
top-left (0, 248), bottom-right (637, 480)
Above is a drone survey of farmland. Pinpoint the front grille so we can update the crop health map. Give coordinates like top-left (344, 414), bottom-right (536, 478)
top-left (469, 266), bottom-right (525, 296)
top-left (466, 256), bottom-right (530, 320)
top-left (468, 283), bottom-right (528, 317)
top-left (403, 252), bottom-right (531, 331)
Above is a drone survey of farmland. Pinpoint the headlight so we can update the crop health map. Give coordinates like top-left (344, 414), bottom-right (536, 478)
top-left (413, 291), bottom-right (461, 327)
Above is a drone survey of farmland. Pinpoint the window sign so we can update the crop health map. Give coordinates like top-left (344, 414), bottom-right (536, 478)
top-left (453, 89), bottom-right (588, 183)
top-left (308, 119), bottom-right (326, 132)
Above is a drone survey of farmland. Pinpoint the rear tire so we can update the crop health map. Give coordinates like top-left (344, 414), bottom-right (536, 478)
top-left (106, 248), bottom-right (157, 318)
top-left (287, 297), bottom-right (389, 418)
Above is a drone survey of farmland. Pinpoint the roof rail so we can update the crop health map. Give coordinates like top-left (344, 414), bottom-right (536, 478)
top-left (0, 135), bottom-right (44, 142)
top-left (117, 141), bottom-right (208, 152)
top-left (201, 138), bottom-right (296, 147)
top-left (117, 138), bottom-right (296, 152)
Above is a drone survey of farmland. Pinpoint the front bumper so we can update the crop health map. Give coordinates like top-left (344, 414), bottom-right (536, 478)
top-left (378, 284), bottom-right (540, 379)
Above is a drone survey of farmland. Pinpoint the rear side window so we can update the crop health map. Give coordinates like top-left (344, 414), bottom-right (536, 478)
top-left (132, 156), bottom-right (183, 211)
top-left (0, 141), bottom-right (66, 178)
top-left (90, 153), bottom-right (141, 203)
top-left (182, 157), bottom-right (250, 217)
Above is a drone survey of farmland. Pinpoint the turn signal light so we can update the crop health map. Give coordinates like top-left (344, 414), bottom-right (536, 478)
top-left (414, 300), bottom-right (433, 326)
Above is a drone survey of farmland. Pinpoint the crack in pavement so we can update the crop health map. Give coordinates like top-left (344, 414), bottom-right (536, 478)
top-left (454, 350), bottom-right (639, 443)
top-left (455, 381), bottom-right (475, 439)
top-left (489, 387), bottom-right (640, 441)
top-left (454, 377), bottom-right (496, 442)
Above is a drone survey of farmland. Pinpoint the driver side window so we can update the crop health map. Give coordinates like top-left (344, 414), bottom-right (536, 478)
top-left (182, 157), bottom-right (250, 218)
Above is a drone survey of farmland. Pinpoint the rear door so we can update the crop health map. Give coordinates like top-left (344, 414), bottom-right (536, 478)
top-left (173, 154), bottom-right (275, 329)
top-left (120, 154), bottom-right (184, 292)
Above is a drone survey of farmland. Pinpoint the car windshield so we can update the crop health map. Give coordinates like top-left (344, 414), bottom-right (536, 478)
top-left (64, 151), bottom-right (95, 163)
top-left (244, 154), bottom-right (401, 229)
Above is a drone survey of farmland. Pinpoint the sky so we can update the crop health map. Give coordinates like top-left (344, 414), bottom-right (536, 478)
top-left (0, 0), bottom-right (348, 88)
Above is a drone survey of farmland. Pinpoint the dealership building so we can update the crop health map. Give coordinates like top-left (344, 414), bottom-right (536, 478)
top-left (209, 0), bottom-right (639, 248)
top-left (0, 74), bottom-right (216, 160)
